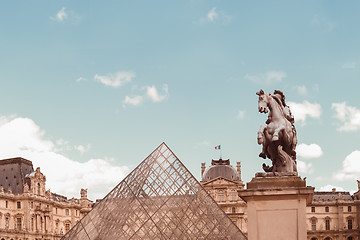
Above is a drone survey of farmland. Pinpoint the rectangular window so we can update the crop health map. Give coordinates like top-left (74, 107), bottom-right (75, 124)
top-left (65, 209), bottom-right (69, 216)
top-left (16, 217), bottom-right (22, 230)
top-left (5, 200), bottom-right (8, 208)
top-left (31, 218), bottom-right (34, 231)
top-left (325, 219), bottom-right (330, 230)
top-left (65, 223), bottom-right (70, 232)
top-left (76, 210), bottom-right (78, 216)
top-left (311, 206), bottom-right (315, 212)
top-left (311, 219), bottom-right (316, 231)
top-left (17, 201), bottom-right (21, 209)
top-left (325, 206), bottom-right (329, 212)
top-left (30, 201), bottom-right (33, 209)
top-left (348, 206), bottom-right (352, 212)
top-left (348, 219), bottom-right (353, 230)
top-left (55, 207), bottom-right (58, 214)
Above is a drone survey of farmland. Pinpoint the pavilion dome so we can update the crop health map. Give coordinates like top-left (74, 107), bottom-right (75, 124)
top-left (202, 159), bottom-right (240, 181)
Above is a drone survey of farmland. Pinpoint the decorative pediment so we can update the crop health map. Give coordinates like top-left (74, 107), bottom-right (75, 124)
top-left (202, 176), bottom-right (240, 187)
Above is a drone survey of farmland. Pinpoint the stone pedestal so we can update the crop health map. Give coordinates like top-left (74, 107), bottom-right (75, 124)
top-left (238, 174), bottom-right (314, 240)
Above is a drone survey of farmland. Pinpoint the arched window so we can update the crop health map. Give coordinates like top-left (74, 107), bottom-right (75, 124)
top-left (37, 183), bottom-right (41, 195)
top-left (324, 237), bottom-right (331, 240)
top-left (348, 236), bottom-right (353, 240)
top-left (311, 238), bottom-right (317, 240)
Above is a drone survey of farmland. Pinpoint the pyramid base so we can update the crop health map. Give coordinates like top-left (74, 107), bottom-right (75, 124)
top-left (239, 174), bottom-right (314, 240)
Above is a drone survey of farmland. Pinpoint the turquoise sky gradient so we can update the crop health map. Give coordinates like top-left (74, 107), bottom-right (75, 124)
top-left (1, 1), bottom-right (360, 199)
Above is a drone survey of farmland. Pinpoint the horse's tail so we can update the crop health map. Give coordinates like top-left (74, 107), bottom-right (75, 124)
top-left (277, 145), bottom-right (296, 172)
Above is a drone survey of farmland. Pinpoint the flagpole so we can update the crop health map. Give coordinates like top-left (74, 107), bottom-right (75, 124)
top-left (220, 145), bottom-right (222, 159)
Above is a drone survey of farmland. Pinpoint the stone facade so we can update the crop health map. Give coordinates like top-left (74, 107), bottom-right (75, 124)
top-left (200, 160), bottom-right (248, 236)
top-left (0, 157), bottom-right (92, 240)
top-left (307, 190), bottom-right (359, 240)
top-left (201, 160), bottom-right (360, 240)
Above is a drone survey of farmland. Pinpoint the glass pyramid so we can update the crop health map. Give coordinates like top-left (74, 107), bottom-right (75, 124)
top-left (62, 142), bottom-right (247, 240)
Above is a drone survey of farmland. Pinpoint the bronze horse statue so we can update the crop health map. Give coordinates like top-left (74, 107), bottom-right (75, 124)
top-left (256, 89), bottom-right (297, 173)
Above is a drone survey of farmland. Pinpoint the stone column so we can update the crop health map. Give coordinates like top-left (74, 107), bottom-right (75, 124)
top-left (201, 163), bottom-right (206, 178)
top-left (237, 162), bottom-right (241, 180)
top-left (238, 174), bottom-right (314, 240)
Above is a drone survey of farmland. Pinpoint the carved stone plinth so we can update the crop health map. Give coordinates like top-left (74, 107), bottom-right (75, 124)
top-left (238, 175), bottom-right (314, 240)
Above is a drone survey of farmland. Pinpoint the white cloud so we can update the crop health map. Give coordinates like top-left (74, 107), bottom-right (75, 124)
top-left (297, 160), bottom-right (313, 174)
top-left (312, 15), bottom-right (335, 32)
top-left (197, 7), bottom-right (233, 25)
top-left (0, 117), bottom-right (130, 200)
top-left (123, 84), bottom-right (169, 107)
top-left (237, 110), bottom-right (245, 120)
top-left (146, 84), bottom-right (169, 102)
top-left (342, 62), bottom-right (357, 69)
top-left (51, 7), bottom-right (68, 22)
top-left (123, 95), bottom-right (144, 106)
top-left (244, 70), bottom-right (286, 85)
top-left (76, 77), bottom-right (88, 82)
top-left (296, 143), bottom-right (323, 159)
top-left (319, 185), bottom-right (344, 192)
top-left (50, 7), bottom-right (81, 24)
top-left (207, 7), bottom-right (218, 22)
top-left (332, 102), bottom-right (360, 131)
top-left (74, 144), bottom-right (91, 154)
top-left (94, 71), bottom-right (135, 88)
top-left (334, 151), bottom-right (360, 181)
top-left (287, 101), bottom-right (322, 125)
top-left (295, 85), bottom-right (307, 96)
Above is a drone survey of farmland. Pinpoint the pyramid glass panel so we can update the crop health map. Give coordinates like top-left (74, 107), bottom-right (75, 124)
top-left (62, 142), bottom-right (247, 240)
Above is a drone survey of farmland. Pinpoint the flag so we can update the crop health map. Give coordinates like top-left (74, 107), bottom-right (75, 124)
top-left (215, 145), bottom-right (221, 150)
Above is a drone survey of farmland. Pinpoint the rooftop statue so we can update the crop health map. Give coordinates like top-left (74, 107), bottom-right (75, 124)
top-left (256, 89), bottom-right (297, 173)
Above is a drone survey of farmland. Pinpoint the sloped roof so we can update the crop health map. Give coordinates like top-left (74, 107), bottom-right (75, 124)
top-left (313, 191), bottom-right (353, 202)
top-left (62, 143), bottom-right (247, 240)
top-left (0, 157), bottom-right (34, 194)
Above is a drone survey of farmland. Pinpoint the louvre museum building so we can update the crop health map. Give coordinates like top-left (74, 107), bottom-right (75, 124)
top-left (0, 142), bottom-right (359, 240)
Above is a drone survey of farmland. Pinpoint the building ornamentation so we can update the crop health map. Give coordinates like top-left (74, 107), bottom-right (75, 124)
top-left (201, 160), bottom-right (360, 240)
top-left (0, 157), bottom-right (93, 240)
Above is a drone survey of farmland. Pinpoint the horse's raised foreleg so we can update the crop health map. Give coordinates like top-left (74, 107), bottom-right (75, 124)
top-left (257, 125), bottom-right (268, 159)
top-left (257, 125), bottom-right (266, 144)
top-left (272, 125), bottom-right (285, 141)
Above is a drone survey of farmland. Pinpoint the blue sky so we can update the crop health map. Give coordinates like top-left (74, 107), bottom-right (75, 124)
top-left (1, 1), bottom-right (360, 200)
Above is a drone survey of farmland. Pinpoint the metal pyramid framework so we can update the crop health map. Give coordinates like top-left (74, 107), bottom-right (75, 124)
top-left (62, 142), bottom-right (247, 240)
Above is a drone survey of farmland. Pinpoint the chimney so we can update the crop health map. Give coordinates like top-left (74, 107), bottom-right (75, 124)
top-left (201, 163), bottom-right (206, 178)
top-left (237, 162), bottom-right (241, 180)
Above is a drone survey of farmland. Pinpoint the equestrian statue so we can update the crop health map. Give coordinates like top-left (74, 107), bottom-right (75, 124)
top-left (256, 89), bottom-right (297, 173)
